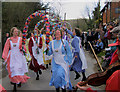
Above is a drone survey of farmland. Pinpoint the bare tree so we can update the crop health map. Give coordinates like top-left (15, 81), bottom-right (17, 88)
top-left (81, 5), bottom-right (93, 30)
top-left (49, 0), bottom-right (62, 18)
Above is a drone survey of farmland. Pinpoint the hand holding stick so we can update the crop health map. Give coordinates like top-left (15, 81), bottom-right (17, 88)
top-left (88, 41), bottom-right (104, 72)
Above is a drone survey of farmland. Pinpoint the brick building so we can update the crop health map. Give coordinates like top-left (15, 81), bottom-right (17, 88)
top-left (101, 1), bottom-right (120, 24)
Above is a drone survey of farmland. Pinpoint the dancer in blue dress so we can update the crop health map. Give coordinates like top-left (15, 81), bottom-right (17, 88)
top-left (47, 29), bottom-right (73, 92)
top-left (64, 27), bottom-right (87, 81)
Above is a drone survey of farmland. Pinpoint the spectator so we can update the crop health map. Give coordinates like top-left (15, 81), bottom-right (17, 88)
top-left (84, 32), bottom-right (88, 50)
top-left (94, 39), bottom-right (104, 54)
top-left (2, 33), bottom-right (9, 50)
top-left (87, 30), bottom-right (94, 51)
top-left (107, 23), bottom-right (114, 44)
top-left (81, 32), bottom-right (84, 46)
top-left (110, 25), bottom-right (120, 53)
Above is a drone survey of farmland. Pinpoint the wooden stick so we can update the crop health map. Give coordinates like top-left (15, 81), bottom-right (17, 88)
top-left (88, 41), bottom-right (104, 72)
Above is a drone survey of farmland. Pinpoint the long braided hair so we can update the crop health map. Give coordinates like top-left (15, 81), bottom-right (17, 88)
top-left (60, 28), bottom-right (67, 52)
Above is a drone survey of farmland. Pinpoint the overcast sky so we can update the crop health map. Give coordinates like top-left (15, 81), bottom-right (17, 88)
top-left (1, 0), bottom-right (107, 20)
top-left (42, 0), bottom-right (106, 20)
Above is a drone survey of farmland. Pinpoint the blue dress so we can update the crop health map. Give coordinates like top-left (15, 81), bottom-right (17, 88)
top-left (71, 36), bottom-right (85, 72)
top-left (47, 39), bottom-right (73, 90)
top-left (66, 29), bottom-right (86, 72)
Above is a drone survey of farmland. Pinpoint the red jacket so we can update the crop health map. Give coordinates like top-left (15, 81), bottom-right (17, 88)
top-left (109, 49), bottom-right (118, 65)
top-left (107, 30), bottom-right (112, 40)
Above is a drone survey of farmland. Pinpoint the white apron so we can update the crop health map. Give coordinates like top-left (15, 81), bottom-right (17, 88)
top-left (10, 37), bottom-right (28, 77)
top-left (76, 37), bottom-right (87, 70)
top-left (32, 37), bottom-right (44, 65)
top-left (52, 40), bottom-right (69, 87)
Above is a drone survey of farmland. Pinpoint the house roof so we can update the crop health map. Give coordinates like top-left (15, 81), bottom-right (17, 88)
top-left (100, 2), bottom-right (109, 13)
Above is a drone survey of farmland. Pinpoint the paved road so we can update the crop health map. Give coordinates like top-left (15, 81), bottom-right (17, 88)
top-left (0, 50), bottom-right (105, 91)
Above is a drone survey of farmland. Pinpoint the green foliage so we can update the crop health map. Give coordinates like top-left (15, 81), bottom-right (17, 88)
top-left (97, 50), bottom-right (105, 57)
top-left (81, 1), bottom-right (103, 30)
top-left (2, 2), bottom-right (49, 48)
top-left (92, 1), bottom-right (102, 28)
top-left (67, 18), bottom-right (88, 31)
top-left (2, 2), bottom-right (49, 34)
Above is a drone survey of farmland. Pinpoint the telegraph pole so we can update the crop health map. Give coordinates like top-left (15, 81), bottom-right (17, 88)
top-left (64, 13), bottom-right (66, 21)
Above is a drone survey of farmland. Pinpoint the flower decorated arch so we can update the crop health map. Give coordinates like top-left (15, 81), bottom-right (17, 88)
top-left (23, 10), bottom-right (72, 45)
top-left (22, 10), bottom-right (50, 44)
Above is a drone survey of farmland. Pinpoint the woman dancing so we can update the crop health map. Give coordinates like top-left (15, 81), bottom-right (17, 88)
top-left (47, 29), bottom-right (73, 92)
top-left (2, 27), bottom-right (30, 91)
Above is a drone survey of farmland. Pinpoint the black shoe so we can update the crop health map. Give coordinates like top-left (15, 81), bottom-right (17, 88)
top-left (13, 90), bottom-right (17, 92)
top-left (75, 74), bottom-right (80, 80)
top-left (13, 88), bottom-right (17, 92)
top-left (39, 70), bottom-right (42, 75)
top-left (13, 83), bottom-right (17, 92)
top-left (46, 64), bottom-right (48, 69)
top-left (36, 76), bottom-right (39, 80)
top-left (17, 82), bottom-right (21, 87)
top-left (82, 77), bottom-right (86, 81)
top-left (70, 68), bottom-right (73, 71)
top-left (62, 88), bottom-right (66, 92)
top-left (56, 87), bottom-right (60, 92)
top-left (72, 86), bottom-right (75, 89)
